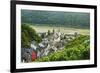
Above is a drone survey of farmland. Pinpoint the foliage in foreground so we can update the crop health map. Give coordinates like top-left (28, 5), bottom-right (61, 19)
top-left (35, 35), bottom-right (90, 62)
top-left (21, 24), bottom-right (42, 48)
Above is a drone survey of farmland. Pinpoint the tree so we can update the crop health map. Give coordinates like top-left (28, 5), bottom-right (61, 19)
top-left (21, 24), bottom-right (42, 48)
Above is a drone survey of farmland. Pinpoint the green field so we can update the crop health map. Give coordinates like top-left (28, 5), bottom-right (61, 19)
top-left (30, 25), bottom-right (90, 35)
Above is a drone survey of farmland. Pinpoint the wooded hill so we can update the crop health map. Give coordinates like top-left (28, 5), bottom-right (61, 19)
top-left (21, 10), bottom-right (90, 29)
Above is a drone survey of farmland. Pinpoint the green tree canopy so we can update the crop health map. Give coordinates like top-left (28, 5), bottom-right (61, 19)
top-left (21, 24), bottom-right (42, 48)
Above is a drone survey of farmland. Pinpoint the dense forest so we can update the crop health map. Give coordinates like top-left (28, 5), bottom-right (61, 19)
top-left (21, 10), bottom-right (90, 29)
top-left (35, 35), bottom-right (90, 61)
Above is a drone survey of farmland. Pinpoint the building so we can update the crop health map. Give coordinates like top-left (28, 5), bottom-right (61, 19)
top-left (21, 48), bottom-right (37, 62)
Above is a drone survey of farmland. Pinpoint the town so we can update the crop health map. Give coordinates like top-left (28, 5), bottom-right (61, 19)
top-left (21, 29), bottom-right (78, 63)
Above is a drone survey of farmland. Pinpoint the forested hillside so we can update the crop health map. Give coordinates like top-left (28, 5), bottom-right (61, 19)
top-left (21, 10), bottom-right (90, 29)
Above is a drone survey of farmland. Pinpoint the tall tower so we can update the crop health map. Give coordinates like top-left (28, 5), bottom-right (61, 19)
top-left (53, 28), bottom-right (55, 34)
